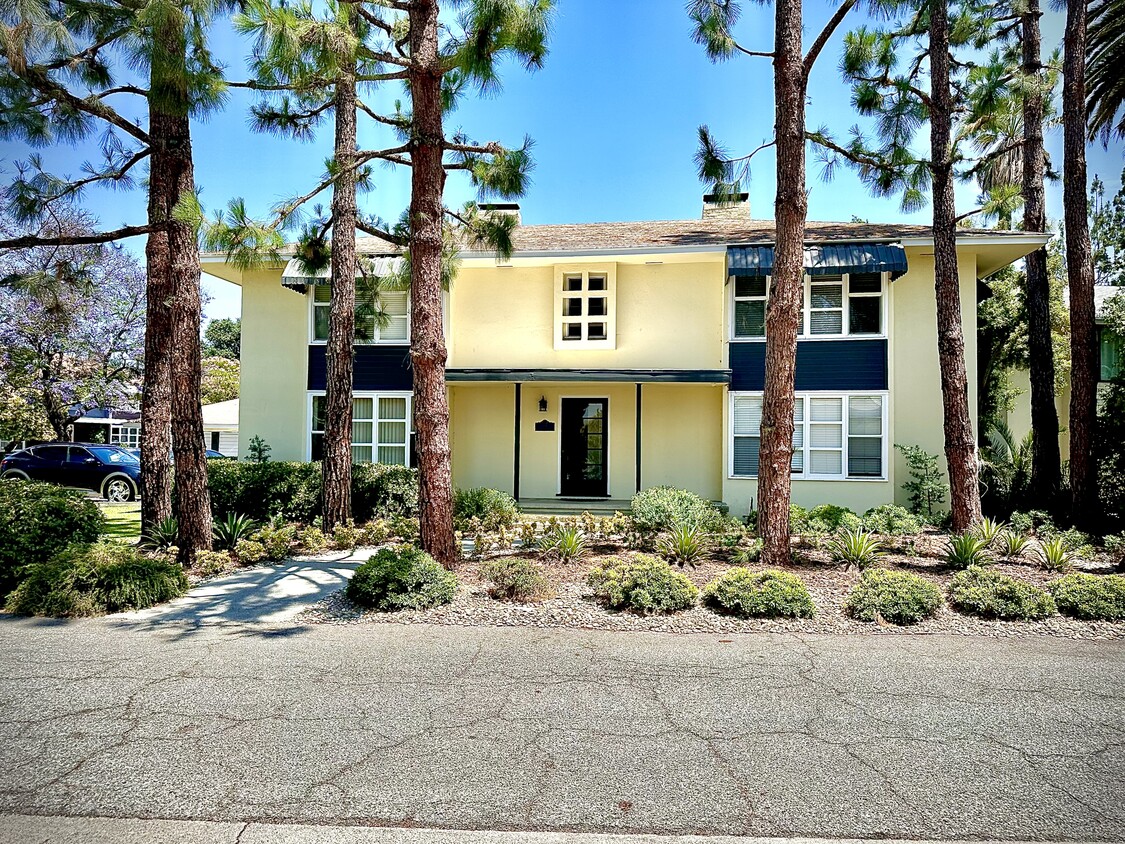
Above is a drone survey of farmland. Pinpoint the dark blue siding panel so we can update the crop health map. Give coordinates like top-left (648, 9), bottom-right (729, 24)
top-left (729, 339), bottom-right (887, 391)
top-left (307, 345), bottom-right (413, 391)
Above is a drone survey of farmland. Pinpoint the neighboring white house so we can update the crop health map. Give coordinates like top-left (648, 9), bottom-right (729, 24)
top-left (202, 399), bottom-right (239, 457)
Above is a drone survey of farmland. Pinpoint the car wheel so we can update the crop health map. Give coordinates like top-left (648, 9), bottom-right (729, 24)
top-left (1, 470), bottom-right (30, 481)
top-left (102, 475), bottom-right (136, 503)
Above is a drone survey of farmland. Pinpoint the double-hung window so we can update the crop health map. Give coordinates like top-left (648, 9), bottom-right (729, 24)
top-left (310, 393), bottom-right (411, 465)
top-left (731, 272), bottom-right (885, 339)
top-left (312, 284), bottom-right (409, 344)
top-left (554, 265), bottom-right (616, 349)
top-left (730, 392), bottom-right (886, 480)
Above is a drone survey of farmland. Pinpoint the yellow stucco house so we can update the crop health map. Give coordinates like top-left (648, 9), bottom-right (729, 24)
top-left (202, 196), bottom-right (1047, 517)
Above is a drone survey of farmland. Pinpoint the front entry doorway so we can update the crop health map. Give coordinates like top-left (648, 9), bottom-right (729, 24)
top-left (559, 398), bottom-right (608, 497)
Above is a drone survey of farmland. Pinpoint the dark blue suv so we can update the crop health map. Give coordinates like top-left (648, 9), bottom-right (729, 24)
top-left (0, 443), bottom-right (141, 502)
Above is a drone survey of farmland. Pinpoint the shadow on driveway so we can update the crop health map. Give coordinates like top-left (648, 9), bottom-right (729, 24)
top-left (109, 555), bottom-right (363, 632)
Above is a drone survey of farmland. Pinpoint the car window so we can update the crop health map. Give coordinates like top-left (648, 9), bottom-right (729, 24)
top-left (67, 447), bottom-right (94, 463)
top-left (89, 447), bottom-right (139, 465)
top-left (34, 445), bottom-right (69, 461)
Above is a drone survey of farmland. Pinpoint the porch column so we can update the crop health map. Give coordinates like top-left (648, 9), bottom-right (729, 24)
top-left (513, 382), bottom-right (521, 500)
top-left (635, 382), bottom-right (642, 493)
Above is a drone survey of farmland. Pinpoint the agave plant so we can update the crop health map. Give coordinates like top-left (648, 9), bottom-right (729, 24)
top-left (141, 516), bottom-right (179, 551)
top-left (945, 533), bottom-right (993, 569)
top-left (212, 512), bottom-right (259, 551)
top-left (656, 522), bottom-right (709, 567)
top-left (538, 525), bottom-right (587, 564)
top-left (999, 530), bottom-right (1031, 560)
top-left (826, 528), bottom-right (884, 570)
top-left (1037, 537), bottom-right (1074, 572)
top-left (973, 517), bottom-right (1007, 547)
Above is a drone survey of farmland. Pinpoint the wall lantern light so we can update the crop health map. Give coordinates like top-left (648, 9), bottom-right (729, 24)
top-left (538, 396), bottom-right (548, 413)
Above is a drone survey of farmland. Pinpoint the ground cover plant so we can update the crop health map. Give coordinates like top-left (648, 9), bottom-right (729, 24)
top-left (860, 504), bottom-right (926, 535)
top-left (845, 568), bottom-right (943, 625)
top-left (945, 533), bottom-right (993, 569)
top-left (702, 568), bottom-right (815, 618)
top-left (790, 504), bottom-right (862, 535)
top-left (0, 480), bottom-right (104, 596)
top-left (5, 543), bottom-right (188, 617)
top-left (1048, 573), bottom-right (1125, 621)
top-left (347, 546), bottom-right (458, 611)
top-left (948, 566), bottom-right (1056, 620)
top-left (480, 557), bottom-right (554, 602)
top-left (587, 554), bottom-right (698, 615)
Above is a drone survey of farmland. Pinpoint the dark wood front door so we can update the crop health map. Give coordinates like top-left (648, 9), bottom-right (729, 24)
top-left (560, 398), bottom-right (608, 497)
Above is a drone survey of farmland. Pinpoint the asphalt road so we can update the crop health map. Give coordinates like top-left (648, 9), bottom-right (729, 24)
top-left (0, 616), bottom-right (1122, 841)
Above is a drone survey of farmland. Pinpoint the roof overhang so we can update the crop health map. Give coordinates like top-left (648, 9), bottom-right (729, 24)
top-left (446, 369), bottom-right (731, 384)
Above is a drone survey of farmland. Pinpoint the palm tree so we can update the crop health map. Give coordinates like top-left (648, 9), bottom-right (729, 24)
top-left (1087, 0), bottom-right (1125, 143)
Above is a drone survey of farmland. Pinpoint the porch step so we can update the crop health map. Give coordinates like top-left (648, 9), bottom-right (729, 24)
top-left (517, 498), bottom-right (632, 517)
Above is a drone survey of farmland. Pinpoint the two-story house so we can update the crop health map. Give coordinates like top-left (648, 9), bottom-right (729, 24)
top-left (202, 195), bottom-right (1047, 516)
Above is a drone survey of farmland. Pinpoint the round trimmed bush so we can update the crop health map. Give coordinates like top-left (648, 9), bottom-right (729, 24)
top-left (347, 545), bottom-right (457, 611)
top-left (454, 487), bottom-right (519, 531)
top-left (949, 566), bottom-right (1056, 621)
top-left (1048, 573), bottom-right (1125, 621)
top-left (5, 543), bottom-right (188, 618)
top-left (845, 568), bottom-right (943, 625)
top-left (587, 554), bottom-right (699, 615)
top-left (0, 480), bottom-right (104, 596)
top-left (630, 487), bottom-right (725, 534)
top-left (480, 557), bottom-right (553, 602)
top-left (703, 568), bottom-right (815, 619)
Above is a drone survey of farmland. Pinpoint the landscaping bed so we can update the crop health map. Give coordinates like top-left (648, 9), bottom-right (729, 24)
top-left (298, 542), bottom-right (1125, 640)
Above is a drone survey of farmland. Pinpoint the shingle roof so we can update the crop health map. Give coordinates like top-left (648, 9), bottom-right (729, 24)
top-left (351, 217), bottom-right (1026, 256)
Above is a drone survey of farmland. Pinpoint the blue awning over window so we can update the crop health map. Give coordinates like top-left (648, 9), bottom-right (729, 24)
top-left (728, 243), bottom-right (909, 279)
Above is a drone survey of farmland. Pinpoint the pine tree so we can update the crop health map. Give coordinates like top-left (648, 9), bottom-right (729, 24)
top-left (689, 0), bottom-right (858, 566)
top-left (0, 0), bottom-right (222, 561)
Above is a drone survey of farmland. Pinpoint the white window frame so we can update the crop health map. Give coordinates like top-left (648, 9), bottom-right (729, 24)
top-left (730, 271), bottom-right (888, 341)
top-left (308, 284), bottom-right (410, 346)
top-left (731, 274), bottom-right (770, 339)
top-left (728, 391), bottom-right (889, 481)
top-left (553, 264), bottom-right (617, 350)
top-left (306, 391), bottom-right (413, 466)
top-left (110, 424), bottom-right (140, 448)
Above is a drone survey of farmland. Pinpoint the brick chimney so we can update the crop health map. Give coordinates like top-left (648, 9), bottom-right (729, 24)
top-left (702, 192), bottom-right (750, 222)
top-left (479, 203), bottom-right (521, 226)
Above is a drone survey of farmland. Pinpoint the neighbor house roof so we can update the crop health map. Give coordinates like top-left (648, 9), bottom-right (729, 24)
top-left (202, 399), bottom-right (239, 429)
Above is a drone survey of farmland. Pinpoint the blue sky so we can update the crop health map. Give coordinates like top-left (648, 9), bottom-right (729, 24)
top-left (3, 0), bottom-right (1122, 322)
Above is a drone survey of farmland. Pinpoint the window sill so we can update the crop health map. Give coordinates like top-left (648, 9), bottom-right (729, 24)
top-left (727, 475), bottom-right (889, 483)
top-left (728, 335), bottom-right (887, 343)
top-left (309, 340), bottom-right (411, 346)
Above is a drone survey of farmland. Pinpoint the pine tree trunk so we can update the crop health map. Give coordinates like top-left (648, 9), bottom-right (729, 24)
top-left (930, 0), bottom-right (982, 531)
top-left (756, 0), bottom-right (805, 565)
top-left (408, 0), bottom-right (458, 568)
top-left (141, 157), bottom-right (174, 534)
top-left (1022, 0), bottom-right (1062, 510)
top-left (1063, 0), bottom-right (1099, 527)
top-left (321, 10), bottom-right (359, 531)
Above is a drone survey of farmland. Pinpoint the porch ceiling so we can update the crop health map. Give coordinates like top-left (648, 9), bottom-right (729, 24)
top-left (446, 368), bottom-right (731, 383)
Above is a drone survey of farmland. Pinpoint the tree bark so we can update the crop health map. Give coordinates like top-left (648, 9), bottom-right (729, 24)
top-left (1063, 0), bottom-right (1099, 527)
top-left (756, 0), bottom-right (805, 564)
top-left (1021, 0), bottom-right (1062, 511)
top-left (408, 0), bottom-right (458, 568)
top-left (321, 7), bottom-right (359, 531)
top-left (930, 0), bottom-right (982, 531)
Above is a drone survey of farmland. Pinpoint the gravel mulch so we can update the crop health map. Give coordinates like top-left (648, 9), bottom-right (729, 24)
top-left (297, 544), bottom-right (1125, 640)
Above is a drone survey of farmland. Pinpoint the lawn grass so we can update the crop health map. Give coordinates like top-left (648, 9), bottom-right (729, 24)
top-left (100, 503), bottom-right (141, 544)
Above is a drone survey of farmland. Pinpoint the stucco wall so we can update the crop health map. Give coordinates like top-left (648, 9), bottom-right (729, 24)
top-left (238, 269), bottom-right (309, 461)
top-left (449, 383), bottom-right (517, 493)
top-left (639, 384), bottom-right (723, 501)
top-left (1003, 369), bottom-right (1071, 461)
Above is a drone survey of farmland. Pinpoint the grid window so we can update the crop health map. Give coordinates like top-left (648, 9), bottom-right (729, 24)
top-left (555, 269), bottom-right (615, 348)
top-left (848, 272), bottom-right (883, 335)
top-left (847, 396), bottom-right (884, 476)
top-left (311, 394), bottom-right (411, 466)
top-left (809, 277), bottom-right (844, 335)
top-left (312, 284), bottom-right (409, 343)
top-left (733, 272), bottom-right (885, 340)
top-left (110, 425), bottom-right (140, 448)
top-left (731, 396), bottom-right (804, 476)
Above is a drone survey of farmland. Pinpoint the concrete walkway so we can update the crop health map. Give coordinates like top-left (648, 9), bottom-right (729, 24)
top-left (112, 555), bottom-right (363, 627)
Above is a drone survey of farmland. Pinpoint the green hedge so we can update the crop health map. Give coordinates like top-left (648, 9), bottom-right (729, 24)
top-left (587, 554), bottom-right (699, 614)
top-left (949, 566), bottom-right (1056, 621)
top-left (1048, 573), bottom-right (1125, 621)
top-left (346, 545), bottom-right (457, 611)
top-left (206, 460), bottom-right (418, 522)
top-left (630, 487), bottom-right (728, 533)
top-left (0, 480), bottom-right (104, 598)
top-left (5, 543), bottom-right (188, 617)
top-left (845, 568), bottom-right (943, 625)
top-left (703, 568), bottom-right (815, 619)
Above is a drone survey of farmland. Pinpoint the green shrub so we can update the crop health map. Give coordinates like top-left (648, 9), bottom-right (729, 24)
top-left (331, 521), bottom-right (363, 550)
top-left (1048, 573), bottom-right (1125, 621)
top-left (730, 538), bottom-right (763, 565)
top-left (861, 504), bottom-right (926, 535)
top-left (896, 444), bottom-right (948, 520)
top-left (945, 533), bottom-right (993, 569)
top-left (388, 515), bottom-right (420, 543)
top-left (233, 539), bottom-right (268, 565)
top-left (826, 529), bottom-right (884, 569)
top-left (656, 523), bottom-right (710, 566)
top-left (251, 523), bottom-right (297, 560)
top-left (0, 480), bottom-right (104, 596)
top-left (480, 557), bottom-right (553, 602)
top-left (845, 568), bottom-right (943, 625)
top-left (346, 545), bottom-right (457, 611)
top-left (703, 568), bottom-right (815, 619)
top-left (297, 526), bottom-right (329, 554)
top-left (195, 550), bottom-right (235, 576)
top-left (5, 543), bottom-right (187, 617)
top-left (630, 487), bottom-right (724, 533)
top-left (212, 512), bottom-right (258, 550)
top-left (587, 554), bottom-right (698, 614)
top-left (796, 504), bottom-right (862, 535)
top-left (949, 566), bottom-right (1056, 620)
top-left (352, 464), bottom-right (419, 520)
top-left (1010, 509), bottom-right (1054, 535)
top-left (454, 487), bottom-right (519, 531)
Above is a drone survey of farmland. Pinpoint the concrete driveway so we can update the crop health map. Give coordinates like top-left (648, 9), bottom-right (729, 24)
top-left (0, 613), bottom-right (1122, 842)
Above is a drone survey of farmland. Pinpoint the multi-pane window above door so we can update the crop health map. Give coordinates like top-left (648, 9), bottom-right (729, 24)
top-left (554, 265), bottom-right (617, 349)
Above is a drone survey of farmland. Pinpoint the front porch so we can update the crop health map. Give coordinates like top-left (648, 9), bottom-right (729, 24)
top-left (517, 497), bottom-right (633, 516)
